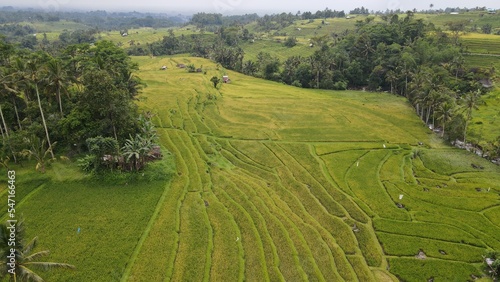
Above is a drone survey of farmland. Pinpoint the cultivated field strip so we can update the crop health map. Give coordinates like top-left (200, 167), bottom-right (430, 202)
top-left (127, 56), bottom-right (500, 282)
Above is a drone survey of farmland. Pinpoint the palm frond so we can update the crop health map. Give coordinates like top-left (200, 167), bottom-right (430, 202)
top-left (17, 265), bottom-right (45, 282)
top-left (24, 250), bottom-right (51, 262)
top-left (22, 236), bottom-right (38, 257)
top-left (24, 261), bottom-right (75, 270)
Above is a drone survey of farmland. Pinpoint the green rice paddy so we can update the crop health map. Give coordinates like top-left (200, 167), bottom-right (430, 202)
top-left (1, 55), bottom-right (499, 281)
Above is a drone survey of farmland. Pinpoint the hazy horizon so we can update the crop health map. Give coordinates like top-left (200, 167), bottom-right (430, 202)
top-left (3, 0), bottom-right (499, 15)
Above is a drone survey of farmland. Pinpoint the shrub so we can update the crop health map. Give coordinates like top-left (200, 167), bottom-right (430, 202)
top-left (77, 154), bottom-right (96, 173)
top-left (283, 37), bottom-right (297, 48)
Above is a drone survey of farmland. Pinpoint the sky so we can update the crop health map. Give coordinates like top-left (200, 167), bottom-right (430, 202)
top-left (5, 0), bottom-right (500, 14)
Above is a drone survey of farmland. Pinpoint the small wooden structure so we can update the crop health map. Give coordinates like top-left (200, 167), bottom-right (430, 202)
top-left (177, 64), bottom-right (186, 68)
top-left (160, 65), bottom-right (167, 70)
top-left (223, 75), bottom-right (230, 83)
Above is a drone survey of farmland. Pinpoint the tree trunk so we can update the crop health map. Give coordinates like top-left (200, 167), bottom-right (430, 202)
top-left (112, 123), bottom-right (118, 140)
top-left (0, 103), bottom-right (9, 138)
top-left (425, 106), bottom-right (431, 125)
top-left (57, 87), bottom-right (63, 116)
top-left (463, 120), bottom-right (468, 144)
top-left (405, 76), bottom-right (408, 97)
top-left (35, 84), bottom-right (54, 159)
top-left (316, 70), bottom-right (320, 89)
top-left (0, 103), bottom-right (18, 163)
top-left (0, 118), bottom-right (4, 141)
top-left (464, 111), bottom-right (471, 143)
top-left (12, 97), bottom-right (22, 130)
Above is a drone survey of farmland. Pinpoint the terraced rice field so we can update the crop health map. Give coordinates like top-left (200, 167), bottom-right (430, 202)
top-left (122, 56), bottom-right (500, 281)
top-left (2, 55), bottom-right (498, 281)
top-left (461, 33), bottom-right (500, 55)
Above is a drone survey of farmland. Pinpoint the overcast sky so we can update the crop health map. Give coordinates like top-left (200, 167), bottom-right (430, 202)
top-left (5, 0), bottom-right (500, 14)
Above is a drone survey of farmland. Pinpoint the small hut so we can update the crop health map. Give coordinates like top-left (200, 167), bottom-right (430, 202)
top-left (160, 65), bottom-right (167, 70)
top-left (223, 75), bottom-right (230, 83)
top-left (177, 64), bottom-right (186, 68)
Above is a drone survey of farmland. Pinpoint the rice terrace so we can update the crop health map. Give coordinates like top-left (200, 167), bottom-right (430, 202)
top-left (1, 2), bottom-right (500, 282)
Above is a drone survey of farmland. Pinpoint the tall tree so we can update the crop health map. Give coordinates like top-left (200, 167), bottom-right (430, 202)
top-left (24, 56), bottom-right (55, 159)
top-left (461, 90), bottom-right (482, 144)
top-left (45, 58), bottom-right (70, 117)
top-left (437, 102), bottom-right (456, 138)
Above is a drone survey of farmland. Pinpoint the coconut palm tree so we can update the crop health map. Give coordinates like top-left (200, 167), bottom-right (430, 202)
top-left (0, 68), bottom-right (23, 131)
top-left (121, 69), bottom-right (144, 99)
top-left (17, 56), bottom-right (55, 159)
top-left (45, 58), bottom-right (70, 117)
top-left (462, 90), bottom-right (483, 144)
top-left (0, 220), bottom-right (75, 282)
top-left (0, 70), bottom-right (14, 139)
top-left (426, 89), bottom-right (443, 127)
top-left (437, 102), bottom-right (456, 138)
top-left (21, 135), bottom-right (56, 173)
top-left (0, 69), bottom-right (20, 162)
top-left (385, 70), bottom-right (397, 94)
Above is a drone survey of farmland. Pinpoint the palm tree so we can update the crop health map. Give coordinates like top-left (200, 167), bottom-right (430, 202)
top-left (0, 70), bottom-right (14, 139)
top-left (397, 52), bottom-right (416, 97)
top-left (0, 220), bottom-right (75, 281)
top-left (0, 102), bottom-right (7, 141)
top-left (20, 56), bottom-right (55, 160)
top-left (449, 55), bottom-right (465, 82)
top-left (437, 102), bottom-right (456, 138)
top-left (386, 70), bottom-right (397, 94)
top-left (462, 90), bottom-right (482, 144)
top-left (0, 70), bottom-right (21, 163)
top-left (426, 90), bottom-right (443, 127)
top-left (121, 69), bottom-right (144, 99)
top-left (0, 69), bottom-right (23, 131)
top-left (21, 135), bottom-right (56, 173)
top-left (45, 58), bottom-right (69, 117)
top-left (408, 67), bottom-right (432, 119)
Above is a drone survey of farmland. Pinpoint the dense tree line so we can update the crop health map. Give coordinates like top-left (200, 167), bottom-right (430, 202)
top-left (190, 10), bottom-right (347, 32)
top-left (0, 8), bottom-right (185, 31)
top-left (0, 37), bottom-right (161, 172)
top-left (349, 7), bottom-right (370, 15)
top-left (300, 8), bottom-right (346, 20)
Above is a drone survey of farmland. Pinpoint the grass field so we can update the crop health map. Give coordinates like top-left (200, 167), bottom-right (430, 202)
top-left (241, 39), bottom-right (315, 62)
top-left (1, 55), bottom-right (499, 281)
top-left (420, 11), bottom-right (500, 31)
